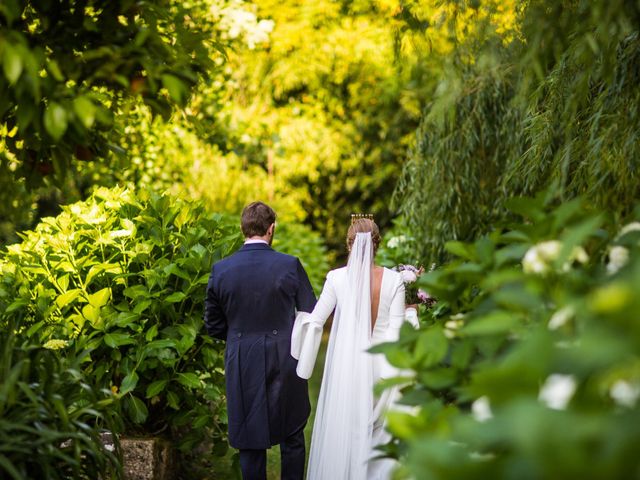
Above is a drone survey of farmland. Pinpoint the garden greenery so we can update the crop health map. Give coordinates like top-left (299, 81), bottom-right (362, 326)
top-left (1, 186), bottom-right (242, 455)
top-left (0, 323), bottom-right (122, 479)
top-left (0, 185), bottom-right (329, 475)
top-left (394, 0), bottom-right (640, 262)
top-left (376, 194), bottom-right (640, 478)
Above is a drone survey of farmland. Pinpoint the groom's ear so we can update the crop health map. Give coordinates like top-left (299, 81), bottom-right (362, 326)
top-left (268, 223), bottom-right (275, 236)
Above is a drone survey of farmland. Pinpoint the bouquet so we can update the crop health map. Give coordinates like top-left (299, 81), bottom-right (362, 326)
top-left (396, 264), bottom-right (436, 308)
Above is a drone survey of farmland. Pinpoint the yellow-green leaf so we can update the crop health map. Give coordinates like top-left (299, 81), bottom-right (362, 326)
top-left (73, 96), bottom-right (96, 129)
top-left (3, 43), bottom-right (23, 84)
top-left (89, 287), bottom-right (111, 308)
top-left (55, 288), bottom-right (83, 308)
top-left (43, 102), bottom-right (68, 140)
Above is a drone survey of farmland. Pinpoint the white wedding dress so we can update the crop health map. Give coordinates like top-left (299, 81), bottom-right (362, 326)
top-left (292, 233), bottom-right (419, 480)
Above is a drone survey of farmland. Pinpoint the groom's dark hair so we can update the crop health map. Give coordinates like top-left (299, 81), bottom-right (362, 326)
top-left (241, 202), bottom-right (276, 237)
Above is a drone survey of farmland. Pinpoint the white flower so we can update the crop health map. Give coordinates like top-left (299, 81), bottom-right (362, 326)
top-left (548, 305), bottom-right (574, 330)
top-left (538, 374), bottom-right (577, 410)
top-left (619, 222), bottom-right (640, 236)
top-left (607, 246), bottom-right (629, 275)
top-left (445, 319), bottom-right (464, 330)
top-left (400, 270), bottom-right (418, 283)
top-left (570, 246), bottom-right (589, 265)
top-left (610, 380), bottom-right (640, 408)
top-left (522, 245), bottom-right (549, 274)
top-left (536, 240), bottom-right (562, 259)
top-left (523, 240), bottom-right (589, 274)
top-left (471, 396), bottom-right (493, 422)
top-left (386, 235), bottom-right (407, 249)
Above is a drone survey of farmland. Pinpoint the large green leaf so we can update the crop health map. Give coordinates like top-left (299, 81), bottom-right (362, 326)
top-left (2, 43), bottom-right (23, 84)
top-left (164, 291), bottom-right (186, 303)
top-left (145, 379), bottom-right (168, 398)
top-left (462, 311), bottom-right (521, 336)
top-left (72, 96), bottom-right (96, 129)
top-left (414, 327), bottom-right (448, 368)
top-left (43, 102), bottom-right (68, 141)
top-left (125, 395), bottom-right (149, 424)
top-left (103, 332), bottom-right (135, 348)
top-left (120, 371), bottom-right (139, 395)
top-left (55, 289), bottom-right (82, 308)
top-left (176, 372), bottom-right (201, 389)
top-left (88, 288), bottom-right (111, 308)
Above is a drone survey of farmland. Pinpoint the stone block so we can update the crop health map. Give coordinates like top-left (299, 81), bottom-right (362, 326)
top-left (100, 433), bottom-right (175, 480)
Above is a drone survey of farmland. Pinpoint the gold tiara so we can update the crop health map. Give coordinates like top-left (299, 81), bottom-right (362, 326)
top-left (351, 213), bottom-right (374, 224)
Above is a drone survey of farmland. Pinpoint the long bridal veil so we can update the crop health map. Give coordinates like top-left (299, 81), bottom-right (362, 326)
top-left (307, 232), bottom-right (374, 480)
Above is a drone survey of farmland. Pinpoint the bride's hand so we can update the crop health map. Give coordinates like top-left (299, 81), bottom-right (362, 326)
top-left (406, 304), bottom-right (418, 310)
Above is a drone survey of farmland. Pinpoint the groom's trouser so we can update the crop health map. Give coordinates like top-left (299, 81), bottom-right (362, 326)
top-left (239, 425), bottom-right (306, 480)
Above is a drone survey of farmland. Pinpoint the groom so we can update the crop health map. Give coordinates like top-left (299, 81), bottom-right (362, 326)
top-left (204, 201), bottom-right (317, 480)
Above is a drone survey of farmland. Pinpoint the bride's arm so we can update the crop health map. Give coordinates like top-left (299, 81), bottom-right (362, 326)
top-left (386, 274), bottom-right (418, 343)
top-left (291, 271), bottom-right (338, 378)
top-left (300, 270), bottom-right (337, 323)
top-left (389, 275), bottom-right (406, 330)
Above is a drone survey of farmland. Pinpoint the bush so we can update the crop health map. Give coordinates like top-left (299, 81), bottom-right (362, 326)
top-left (272, 222), bottom-right (330, 295)
top-left (0, 185), bottom-right (330, 472)
top-left (0, 186), bottom-right (243, 455)
top-left (376, 194), bottom-right (640, 479)
top-left (0, 323), bottom-right (121, 479)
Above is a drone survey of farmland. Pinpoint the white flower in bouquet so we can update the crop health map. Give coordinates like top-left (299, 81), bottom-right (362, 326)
top-left (538, 374), bottom-right (577, 410)
top-left (397, 264), bottom-right (421, 283)
top-left (400, 269), bottom-right (418, 283)
top-left (395, 264), bottom-right (437, 308)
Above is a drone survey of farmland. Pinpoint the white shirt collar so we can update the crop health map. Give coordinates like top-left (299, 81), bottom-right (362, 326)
top-left (244, 239), bottom-right (269, 245)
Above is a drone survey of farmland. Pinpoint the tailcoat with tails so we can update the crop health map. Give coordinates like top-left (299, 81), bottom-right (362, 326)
top-left (204, 242), bottom-right (316, 449)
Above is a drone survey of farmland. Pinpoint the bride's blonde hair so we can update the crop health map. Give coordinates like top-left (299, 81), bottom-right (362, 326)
top-left (346, 218), bottom-right (381, 254)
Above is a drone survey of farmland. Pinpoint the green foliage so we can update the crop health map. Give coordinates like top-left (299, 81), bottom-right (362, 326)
top-left (273, 222), bottom-right (330, 295)
top-left (206, 0), bottom-right (428, 257)
top-left (376, 218), bottom-right (419, 269)
top-left (0, 324), bottom-right (121, 479)
top-left (395, 67), bottom-right (522, 263)
top-left (0, 186), bottom-right (243, 454)
top-left (376, 195), bottom-right (640, 478)
top-left (394, 0), bottom-right (640, 263)
top-left (0, 0), bottom-right (218, 178)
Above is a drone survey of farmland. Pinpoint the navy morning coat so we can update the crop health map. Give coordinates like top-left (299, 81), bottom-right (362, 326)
top-left (204, 243), bottom-right (317, 450)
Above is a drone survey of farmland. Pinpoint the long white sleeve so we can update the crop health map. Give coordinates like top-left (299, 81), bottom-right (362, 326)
top-left (291, 271), bottom-right (337, 379)
top-left (386, 275), bottom-right (406, 340)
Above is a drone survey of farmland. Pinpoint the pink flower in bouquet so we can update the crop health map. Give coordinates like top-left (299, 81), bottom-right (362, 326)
top-left (395, 264), bottom-right (436, 307)
top-left (417, 289), bottom-right (430, 303)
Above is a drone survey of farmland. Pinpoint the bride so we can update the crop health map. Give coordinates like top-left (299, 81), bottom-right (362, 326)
top-left (291, 216), bottom-right (418, 479)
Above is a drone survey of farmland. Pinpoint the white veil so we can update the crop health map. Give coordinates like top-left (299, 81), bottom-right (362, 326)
top-left (307, 232), bottom-right (374, 480)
